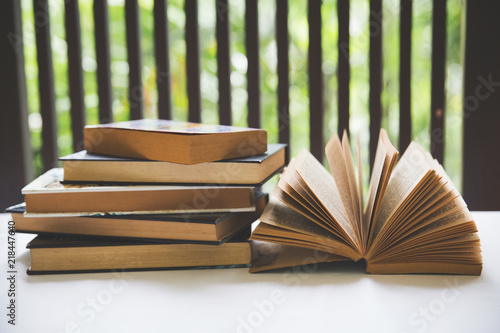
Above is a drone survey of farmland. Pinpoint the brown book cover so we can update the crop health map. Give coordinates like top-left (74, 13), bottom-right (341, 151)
top-left (84, 119), bottom-right (267, 164)
top-left (21, 168), bottom-right (256, 216)
top-left (7, 193), bottom-right (268, 243)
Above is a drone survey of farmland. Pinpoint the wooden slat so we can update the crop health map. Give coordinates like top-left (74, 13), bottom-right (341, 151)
top-left (308, 0), bottom-right (323, 162)
top-left (125, 0), bottom-right (143, 120)
top-left (430, 0), bottom-right (446, 164)
top-left (216, 0), bottom-right (232, 125)
top-left (33, 0), bottom-right (58, 170)
top-left (399, 0), bottom-right (412, 153)
top-left (276, 0), bottom-right (290, 158)
top-left (0, 0), bottom-right (33, 209)
top-left (93, 0), bottom-right (113, 123)
top-left (369, 0), bottom-right (382, 169)
top-left (245, 0), bottom-right (261, 128)
top-left (185, 0), bottom-right (201, 123)
top-left (154, 0), bottom-right (172, 120)
top-left (64, 0), bottom-right (86, 151)
top-left (337, 0), bottom-right (350, 137)
top-left (463, 0), bottom-right (500, 210)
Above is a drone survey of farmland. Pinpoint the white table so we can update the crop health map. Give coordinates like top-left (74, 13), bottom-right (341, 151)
top-left (1, 212), bottom-right (499, 333)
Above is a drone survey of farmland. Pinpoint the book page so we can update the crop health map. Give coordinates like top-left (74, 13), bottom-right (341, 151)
top-left (363, 142), bottom-right (386, 235)
top-left (325, 133), bottom-right (361, 245)
top-left (378, 179), bottom-right (456, 248)
top-left (366, 260), bottom-right (482, 275)
top-left (372, 235), bottom-right (481, 264)
top-left (372, 204), bottom-right (476, 262)
top-left (366, 142), bottom-right (434, 257)
top-left (387, 198), bottom-right (471, 252)
top-left (250, 223), bottom-right (357, 257)
top-left (342, 132), bottom-right (362, 239)
top-left (294, 150), bottom-right (358, 248)
top-left (254, 198), bottom-right (362, 259)
top-left (363, 130), bottom-right (398, 247)
top-left (370, 230), bottom-right (481, 265)
top-left (378, 159), bottom-right (461, 248)
top-left (260, 197), bottom-right (343, 241)
top-left (278, 159), bottom-right (339, 228)
top-left (274, 160), bottom-right (349, 239)
top-left (356, 137), bottom-right (364, 232)
top-left (272, 186), bottom-right (337, 234)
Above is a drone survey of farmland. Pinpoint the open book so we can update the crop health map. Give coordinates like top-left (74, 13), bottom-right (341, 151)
top-left (250, 130), bottom-right (482, 275)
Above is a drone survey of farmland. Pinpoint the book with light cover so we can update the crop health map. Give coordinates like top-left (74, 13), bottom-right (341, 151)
top-left (26, 226), bottom-right (253, 275)
top-left (22, 168), bottom-right (256, 216)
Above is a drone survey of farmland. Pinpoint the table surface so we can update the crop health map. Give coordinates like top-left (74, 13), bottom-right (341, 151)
top-left (0, 211), bottom-right (499, 333)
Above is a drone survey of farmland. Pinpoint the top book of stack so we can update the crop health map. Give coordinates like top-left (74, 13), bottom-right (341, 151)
top-left (84, 119), bottom-right (267, 164)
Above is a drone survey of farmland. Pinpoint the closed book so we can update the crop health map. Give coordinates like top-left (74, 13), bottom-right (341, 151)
top-left (60, 144), bottom-right (286, 186)
top-left (26, 227), bottom-right (253, 275)
top-left (84, 119), bottom-right (267, 164)
top-left (7, 193), bottom-right (267, 243)
top-left (22, 168), bottom-right (256, 216)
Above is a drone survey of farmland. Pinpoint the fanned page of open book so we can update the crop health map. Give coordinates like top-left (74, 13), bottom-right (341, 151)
top-left (362, 130), bottom-right (399, 251)
top-left (249, 130), bottom-right (482, 275)
top-left (325, 133), bottom-right (363, 249)
top-left (251, 148), bottom-right (363, 262)
top-left (364, 148), bottom-right (482, 274)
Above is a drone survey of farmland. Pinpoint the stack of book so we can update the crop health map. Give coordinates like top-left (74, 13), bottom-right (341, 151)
top-left (7, 119), bottom-right (286, 274)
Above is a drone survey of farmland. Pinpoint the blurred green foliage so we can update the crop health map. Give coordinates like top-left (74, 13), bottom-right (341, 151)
top-left (21, 0), bottom-right (464, 190)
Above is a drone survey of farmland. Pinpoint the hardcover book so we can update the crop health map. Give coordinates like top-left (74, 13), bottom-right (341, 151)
top-left (84, 119), bottom-right (268, 164)
top-left (7, 193), bottom-right (267, 243)
top-left (60, 144), bottom-right (286, 186)
top-left (26, 227), bottom-right (253, 275)
top-left (250, 130), bottom-right (482, 275)
top-left (22, 168), bottom-right (256, 216)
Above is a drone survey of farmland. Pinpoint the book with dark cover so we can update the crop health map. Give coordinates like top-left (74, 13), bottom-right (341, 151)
top-left (60, 144), bottom-right (286, 186)
top-left (7, 193), bottom-right (267, 244)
